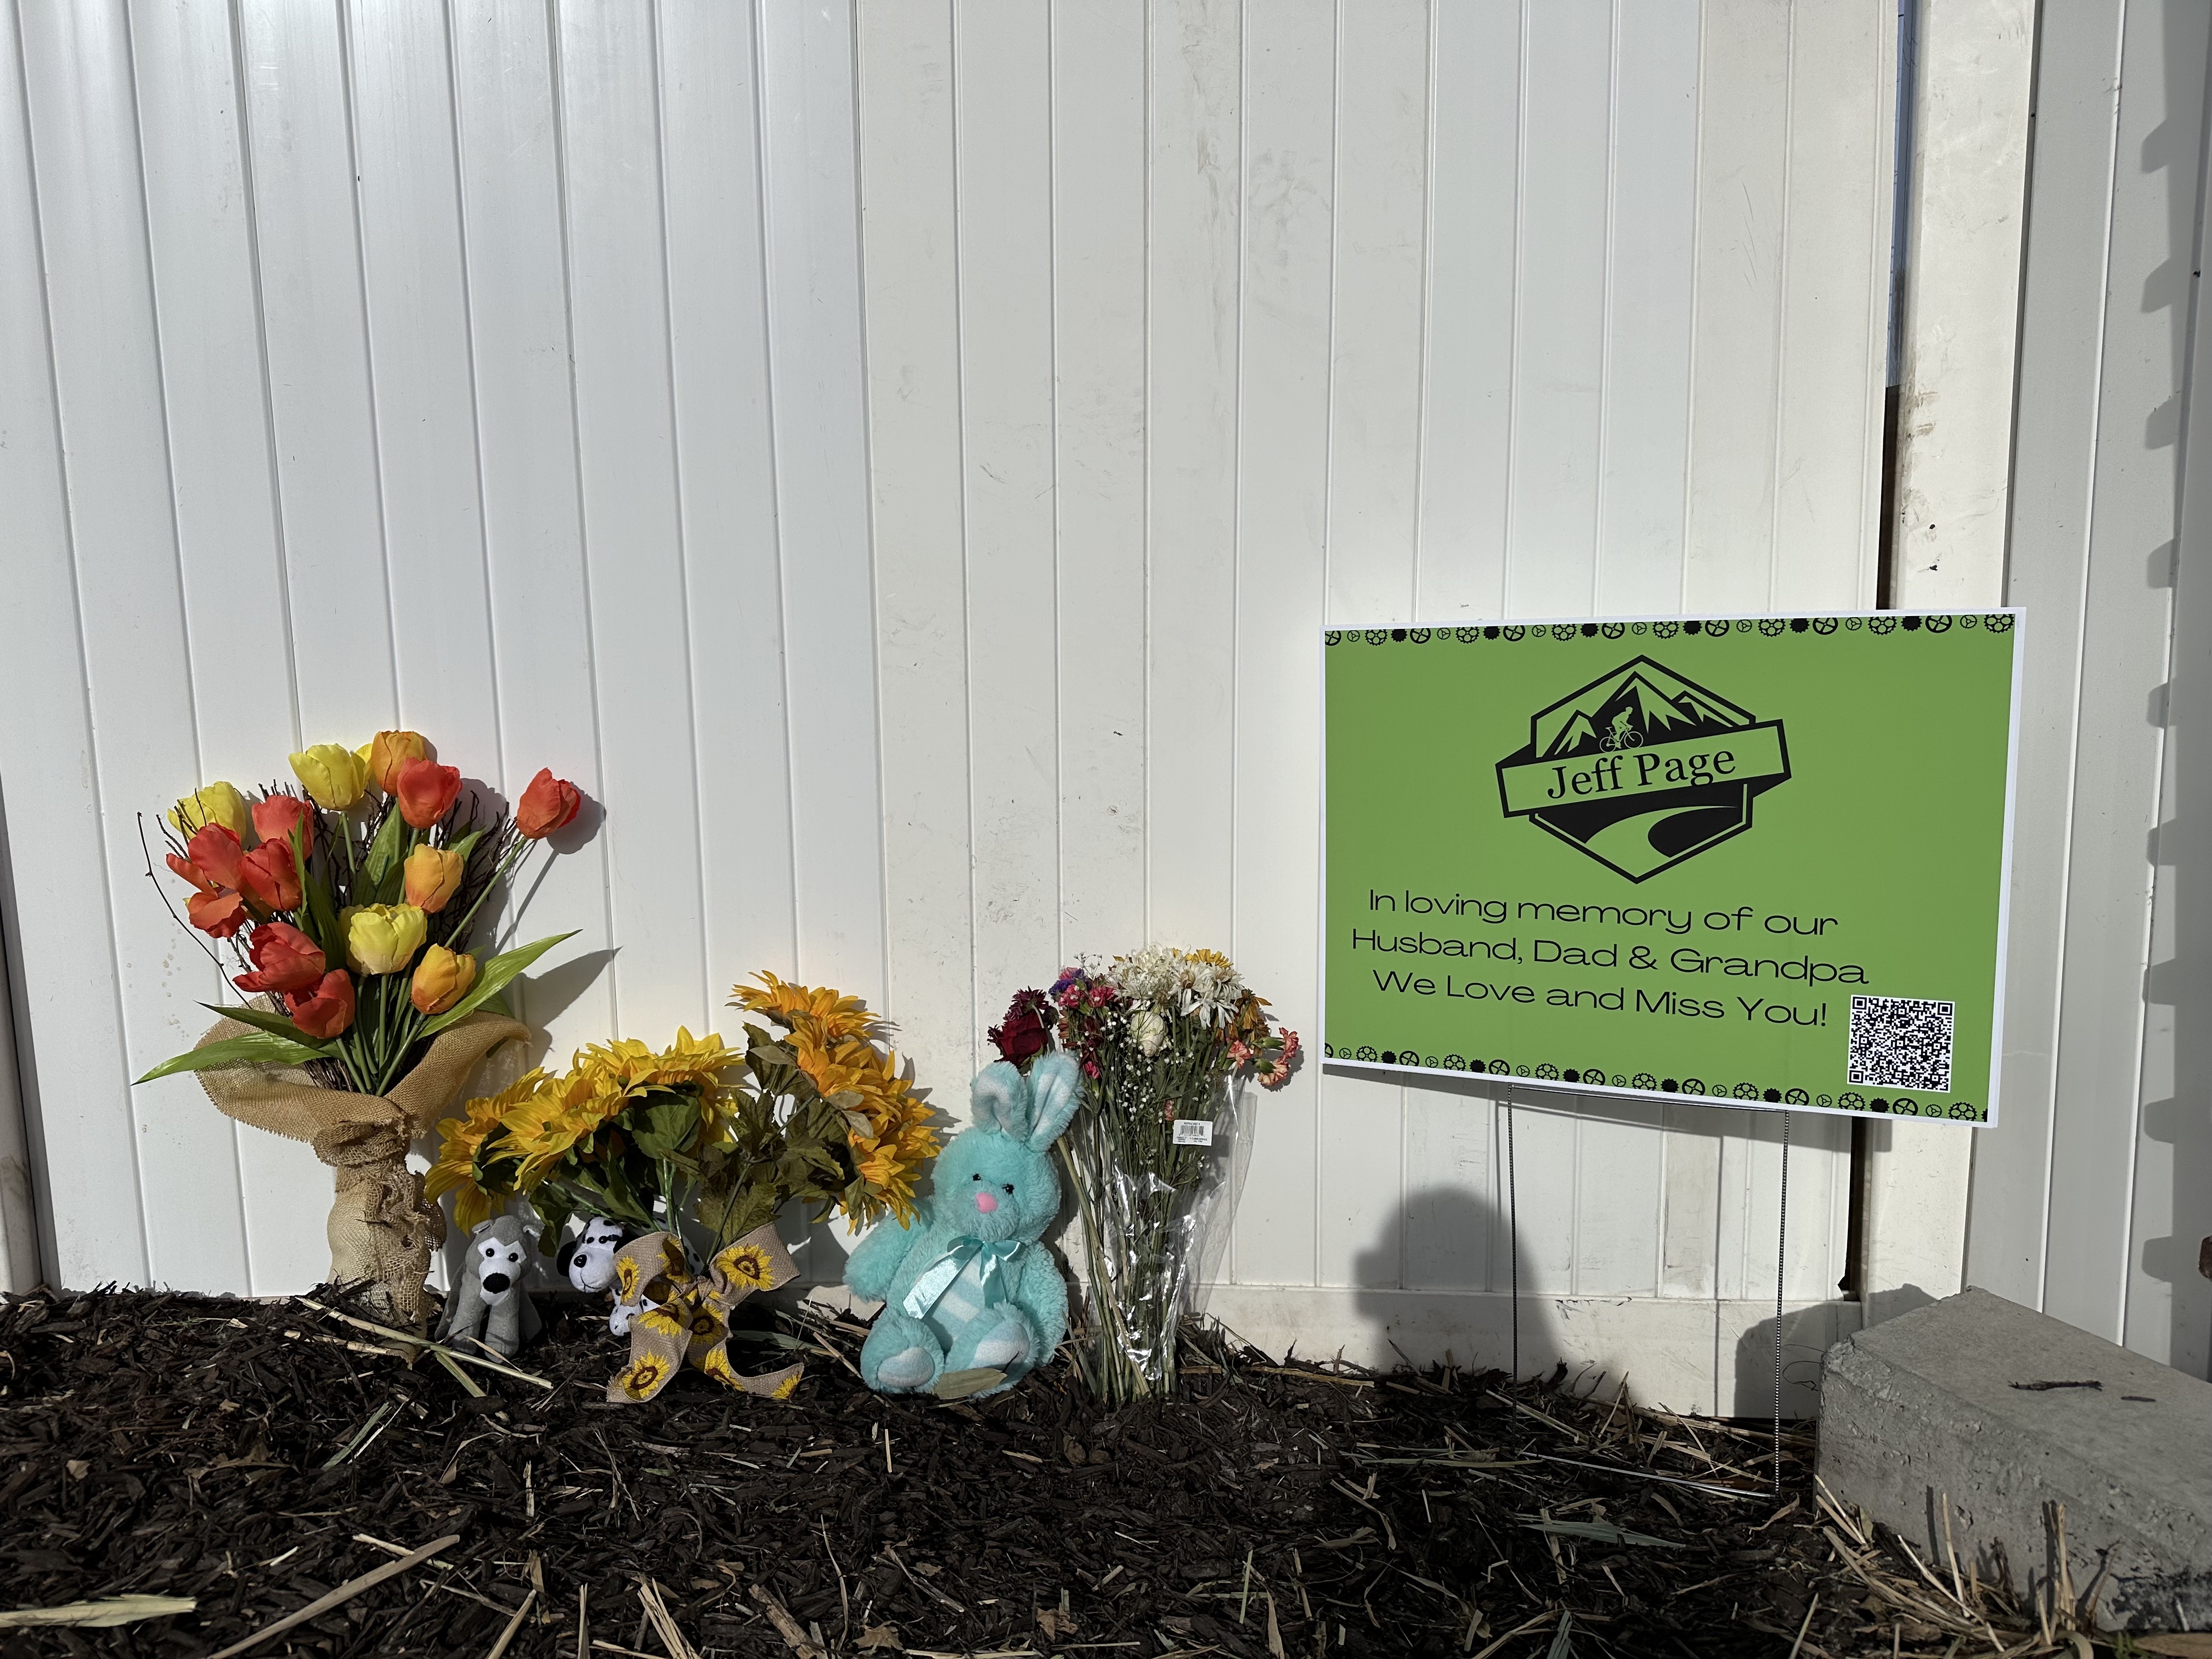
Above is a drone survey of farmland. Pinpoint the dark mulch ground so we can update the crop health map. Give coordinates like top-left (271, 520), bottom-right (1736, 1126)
top-left (0, 1285), bottom-right (1945, 1657)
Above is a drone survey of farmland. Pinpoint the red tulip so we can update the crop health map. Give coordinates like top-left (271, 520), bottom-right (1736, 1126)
top-left (237, 841), bottom-right (302, 912)
top-left (185, 824), bottom-right (245, 891)
top-left (251, 793), bottom-right (314, 860)
top-left (232, 921), bottom-right (325, 996)
top-left (166, 851), bottom-right (211, 892)
top-left (285, 969), bottom-right (356, 1040)
top-left (187, 888), bottom-right (247, 939)
top-left (396, 757), bottom-right (462, 830)
top-left (515, 768), bottom-right (582, 839)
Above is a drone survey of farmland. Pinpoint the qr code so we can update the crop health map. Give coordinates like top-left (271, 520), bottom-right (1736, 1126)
top-left (1847, 995), bottom-right (1954, 1091)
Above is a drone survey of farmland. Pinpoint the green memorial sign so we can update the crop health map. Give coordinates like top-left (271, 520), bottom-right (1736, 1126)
top-left (1323, 612), bottom-right (2022, 1124)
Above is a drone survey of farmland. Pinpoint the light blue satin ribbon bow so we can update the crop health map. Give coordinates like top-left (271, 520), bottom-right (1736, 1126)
top-left (901, 1236), bottom-right (1020, 1319)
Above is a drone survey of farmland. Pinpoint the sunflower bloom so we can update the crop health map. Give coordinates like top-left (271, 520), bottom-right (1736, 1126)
top-left (715, 1240), bottom-right (777, 1290)
top-left (730, 972), bottom-right (881, 1041)
top-left (617, 1356), bottom-right (668, 1400)
top-left (425, 1069), bottom-right (546, 1230)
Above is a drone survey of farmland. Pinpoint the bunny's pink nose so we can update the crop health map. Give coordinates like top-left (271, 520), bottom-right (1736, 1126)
top-left (973, 1192), bottom-right (999, 1214)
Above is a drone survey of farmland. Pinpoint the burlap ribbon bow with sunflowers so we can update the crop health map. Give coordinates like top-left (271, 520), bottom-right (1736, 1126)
top-left (606, 1222), bottom-right (804, 1404)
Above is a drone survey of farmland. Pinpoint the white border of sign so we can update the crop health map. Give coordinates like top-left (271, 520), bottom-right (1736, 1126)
top-left (1318, 608), bottom-right (2027, 1127)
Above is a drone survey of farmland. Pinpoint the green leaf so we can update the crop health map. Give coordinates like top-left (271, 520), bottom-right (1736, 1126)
top-left (363, 807), bottom-right (408, 890)
top-left (136, 1030), bottom-right (328, 1084)
top-left (415, 932), bottom-right (577, 1039)
top-left (198, 1002), bottom-right (329, 1051)
top-left (443, 828), bottom-right (484, 863)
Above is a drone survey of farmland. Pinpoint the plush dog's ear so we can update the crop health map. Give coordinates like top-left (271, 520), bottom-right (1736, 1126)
top-left (555, 1239), bottom-right (579, 1276)
top-left (1024, 1051), bottom-right (1084, 1150)
top-left (970, 1060), bottom-right (1031, 1138)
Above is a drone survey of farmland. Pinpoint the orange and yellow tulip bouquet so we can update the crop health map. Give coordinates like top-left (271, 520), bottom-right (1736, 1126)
top-left (135, 733), bottom-right (587, 1321)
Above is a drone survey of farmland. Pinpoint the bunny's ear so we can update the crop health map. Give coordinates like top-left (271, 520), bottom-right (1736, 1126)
top-left (1024, 1051), bottom-right (1084, 1150)
top-left (970, 1060), bottom-right (1032, 1138)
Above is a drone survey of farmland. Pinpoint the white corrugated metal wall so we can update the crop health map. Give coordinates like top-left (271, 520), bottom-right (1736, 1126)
top-left (1, 0), bottom-right (1907, 1410)
top-left (1965, 0), bottom-right (2212, 1380)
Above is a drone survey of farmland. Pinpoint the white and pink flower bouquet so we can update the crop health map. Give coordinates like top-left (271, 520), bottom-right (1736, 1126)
top-left (988, 947), bottom-right (1297, 1402)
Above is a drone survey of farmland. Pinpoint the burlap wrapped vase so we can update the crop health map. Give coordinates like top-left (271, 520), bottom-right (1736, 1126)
top-left (193, 1012), bottom-right (527, 1324)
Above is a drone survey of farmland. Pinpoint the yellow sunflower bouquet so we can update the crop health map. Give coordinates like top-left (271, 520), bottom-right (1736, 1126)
top-left (426, 974), bottom-right (939, 1260)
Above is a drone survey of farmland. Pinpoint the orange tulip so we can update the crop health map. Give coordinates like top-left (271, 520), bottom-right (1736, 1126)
top-left (410, 944), bottom-right (479, 1015)
top-left (187, 888), bottom-right (247, 939)
top-left (396, 757), bottom-right (462, 830)
top-left (251, 793), bottom-right (314, 860)
top-left (233, 921), bottom-right (325, 996)
top-left (515, 768), bottom-right (583, 839)
top-left (185, 824), bottom-right (245, 891)
top-left (402, 844), bottom-right (465, 913)
top-left (238, 841), bottom-right (302, 912)
top-left (365, 730), bottom-right (429, 795)
top-left (285, 969), bottom-right (356, 1040)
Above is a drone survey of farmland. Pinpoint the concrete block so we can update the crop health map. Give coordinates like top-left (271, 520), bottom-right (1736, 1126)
top-left (1818, 1288), bottom-right (2212, 1631)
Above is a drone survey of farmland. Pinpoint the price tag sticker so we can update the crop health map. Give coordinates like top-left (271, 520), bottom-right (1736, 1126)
top-left (1171, 1118), bottom-right (1215, 1147)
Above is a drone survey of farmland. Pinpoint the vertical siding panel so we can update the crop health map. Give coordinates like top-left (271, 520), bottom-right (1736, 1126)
top-left (1594, 0), bottom-right (1697, 614)
top-left (2144, 112), bottom-right (2212, 1371)
top-left (236, 0), bottom-right (400, 735)
top-left (1052, 0), bottom-right (1148, 962)
top-left (1682, 0), bottom-right (1788, 610)
top-left (2042, 0), bottom-right (2197, 1349)
top-left (954, 0), bottom-right (1058, 1038)
top-left (658, 1), bottom-right (800, 1007)
top-left (448, 0), bottom-right (616, 1061)
top-left (1504, 0), bottom-right (1610, 619)
top-left (1416, 0), bottom-right (1520, 616)
top-left (1497, 0), bottom-right (1621, 1305)
top-left (347, 0), bottom-right (502, 765)
top-left (1407, 0), bottom-right (1519, 1293)
top-left (131, 3), bottom-right (299, 769)
top-left (1231, 0), bottom-right (1334, 1288)
top-left (0, 0), bottom-right (149, 1289)
top-left (1770, 0), bottom-right (1891, 610)
top-left (553, 0), bottom-right (708, 1039)
top-left (855, 0), bottom-right (973, 1096)
top-left (1318, 0), bottom-right (1429, 1289)
top-left (1967, 2), bottom-right (2124, 1310)
top-left (133, 1), bottom-right (321, 1290)
top-left (1145, 0), bottom-right (1240, 952)
top-left (757, 1), bottom-right (888, 1009)
top-left (18, 1), bottom-right (247, 1291)
top-left (1401, 1081), bottom-right (1492, 1291)
top-left (1658, 1110), bottom-right (1720, 1298)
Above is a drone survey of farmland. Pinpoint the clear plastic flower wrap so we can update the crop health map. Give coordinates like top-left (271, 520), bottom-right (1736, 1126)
top-left (990, 951), bottom-right (1296, 1404)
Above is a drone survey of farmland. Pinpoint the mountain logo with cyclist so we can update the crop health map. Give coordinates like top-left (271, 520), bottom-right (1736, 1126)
top-left (1494, 657), bottom-right (1791, 881)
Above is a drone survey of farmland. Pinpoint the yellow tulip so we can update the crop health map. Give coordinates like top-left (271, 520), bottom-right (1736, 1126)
top-left (168, 782), bottom-right (250, 840)
top-left (340, 902), bottom-right (428, 975)
top-left (402, 844), bottom-right (465, 913)
top-left (410, 944), bottom-right (479, 1015)
top-left (364, 730), bottom-right (429, 795)
top-left (290, 744), bottom-right (371, 810)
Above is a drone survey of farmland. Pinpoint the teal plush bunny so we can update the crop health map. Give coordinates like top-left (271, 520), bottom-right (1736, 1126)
top-left (845, 1051), bottom-right (1082, 1396)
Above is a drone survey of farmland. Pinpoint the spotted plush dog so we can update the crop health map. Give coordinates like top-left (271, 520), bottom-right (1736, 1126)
top-left (557, 1216), bottom-right (627, 1294)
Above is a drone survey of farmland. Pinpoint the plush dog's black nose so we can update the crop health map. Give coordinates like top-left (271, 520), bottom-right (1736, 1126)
top-left (482, 1272), bottom-right (512, 1295)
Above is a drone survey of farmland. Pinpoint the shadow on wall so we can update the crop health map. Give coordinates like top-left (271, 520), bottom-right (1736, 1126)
top-left (0, 780), bottom-right (53, 1290)
top-left (1733, 1284), bottom-right (1929, 1423)
top-left (2137, 0), bottom-right (2212, 1382)
top-left (1342, 1180), bottom-right (1556, 1384)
